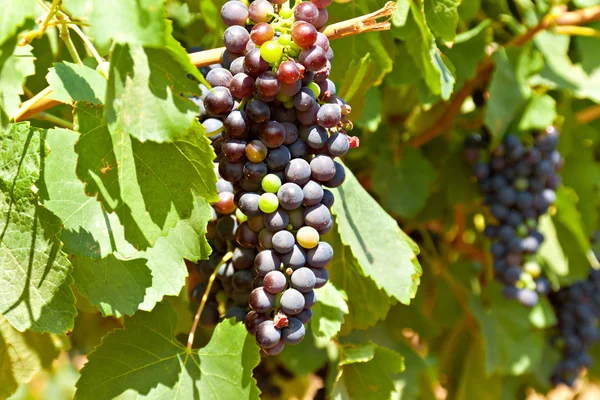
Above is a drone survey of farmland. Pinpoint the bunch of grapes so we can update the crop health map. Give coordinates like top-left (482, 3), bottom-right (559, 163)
top-left (193, 0), bottom-right (354, 355)
top-left (469, 127), bottom-right (562, 307)
top-left (549, 269), bottom-right (600, 387)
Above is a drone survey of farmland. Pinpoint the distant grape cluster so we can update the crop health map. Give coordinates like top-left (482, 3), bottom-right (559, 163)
top-left (192, 0), bottom-right (354, 354)
top-left (549, 269), bottom-right (600, 387)
top-left (469, 127), bottom-right (562, 307)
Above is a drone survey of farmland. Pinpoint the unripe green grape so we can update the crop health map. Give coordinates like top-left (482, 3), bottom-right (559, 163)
top-left (236, 209), bottom-right (248, 223)
top-left (307, 82), bottom-right (321, 98)
top-left (259, 193), bottom-right (279, 213)
top-left (278, 34), bottom-right (292, 46)
top-left (260, 41), bottom-right (283, 64)
top-left (276, 92), bottom-right (293, 102)
top-left (262, 174), bottom-right (282, 193)
top-left (280, 4), bottom-right (293, 18)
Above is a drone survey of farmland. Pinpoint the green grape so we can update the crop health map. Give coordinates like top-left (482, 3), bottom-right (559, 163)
top-left (307, 82), bottom-right (321, 98)
top-left (280, 5), bottom-right (293, 18)
top-left (259, 193), bottom-right (279, 213)
top-left (236, 208), bottom-right (248, 223)
top-left (276, 92), bottom-right (293, 102)
top-left (278, 34), bottom-right (292, 46)
top-left (262, 174), bottom-right (282, 193)
top-left (260, 41), bottom-right (283, 64)
top-left (283, 101), bottom-right (294, 109)
top-left (296, 226), bottom-right (319, 249)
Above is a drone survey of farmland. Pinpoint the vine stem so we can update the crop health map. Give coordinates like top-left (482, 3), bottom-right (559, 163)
top-left (14, 2), bottom-right (397, 122)
top-left (186, 252), bottom-right (232, 350)
top-left (409, 5), bottom-right (600, 148)
top-left (59, 22), bottom-right (83, 66)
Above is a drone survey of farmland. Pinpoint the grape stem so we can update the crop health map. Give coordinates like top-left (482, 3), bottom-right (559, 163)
top-left (14, 2), bottom-right (398, 122)
top-left (409, 4), bottom-right (600, 148)
top-left (186, 252), bottom-right (233, 350)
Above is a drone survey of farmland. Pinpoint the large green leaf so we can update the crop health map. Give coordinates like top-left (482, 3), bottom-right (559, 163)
top-left (106, 41), bottom-right (206, 143)
top-left (454, 335), bottom-right (502, 400)
top-left (0, 39), bottom-right (35, 121)
top-left (75, 302), bottom-right (261, 399)
top-left (89, 0), bottom-right (169, 48)
top-left (424, 0), bottom-right (460, 42)
top-left (538, 188), bottom-right (593, 285)
top-left (42, 124), bottom-right (212, 316)
top-left (470, 284), bottom-right (545, 376)
top-left (331, 162), bottom-right (422, 305)
top-left (0, 0), bottom-right (38, 45)
top-left (46, 61), bottom-right (107, 105)
top-left (485, 47), bottom-right (531, 141)
top-left (0, 315), bottom-right (60, 399)
top-left (372, 146), bottom-right (436, 218)
top-left (0, 123), bottom-right (75, 333)
top-left (74, 102), bottom-right (217, 250)
top-left (333, 343), bottom-right (404, 400)
top-left (311, 282), bottom-right (349, 343)
top-left (325, 224), bottom-right (393, 332)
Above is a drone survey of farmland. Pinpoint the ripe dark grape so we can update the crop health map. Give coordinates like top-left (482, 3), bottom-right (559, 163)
top-left (280, 288), bottom-right (305, 315)
top-left (263, 270), bottom-right (287, 294)
top-left (310, 155), bottom-right (336, 181)
top-left (249, 287), bottom-right (276, 312)
top-left (281, 244), bottom-right (306, 269)
top-left (317, 104), bottom-right (341, 128)
top-left (223, 26), bottom-right (250, 54)
top-left (230, 73), bottom-right (255, 99)
top-left (277, 61), bottom-right (302, 84)
top-left (282, 317), bottom-right (305, 344)
top-left (214, 191), bottom-right (236, 215)
top-left (291, 267), bottom-right (316, 293)
top-left (294, 2), bottom-right (319, 24)
top-left (221, 1), bottom-right (249, 26)
top-left (291, 21), bottom-right (318, 48)
top-left (244, 49), bottom-right (270, 76)
top-left (302, 180), bottom-right (323, 206)
top-left (256, 71), bottom-right (281, 97)
top-left (251, 22), bottom-right (274, 46)
top-left (277, 183), bottom-right (304, 210)
top-left (259, 121), bottom-right (286, 148)
top-left (206, 68), bottom-right (233, 88)
top-left (249, 0), bottom-right (274, 23)
top-left (223, 139), bottom-right (247, 162)
top-left (300, 46), bottom-right (327, 71)
top-left (205, 87), bottom-right (234, 115)
top-left (264, 208), bottom-right (289, 232)
top-left (272, 230), bottom-right (295, 254)
top-left (306, 242), bottom-right (333, 268)
top-left (256, 320), bottom-right (281, 348)
top-left (266, 145), bottom-right (291, 171)
top-left (254, 249), bottom-right (281, 276)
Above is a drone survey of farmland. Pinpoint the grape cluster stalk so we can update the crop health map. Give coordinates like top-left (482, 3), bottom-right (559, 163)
top-left (468, 127), bottom-right (562, 307)
top-left (192, 0), bottom-right (354, 355)
top-left (549, 269), bottom-right (600, 387)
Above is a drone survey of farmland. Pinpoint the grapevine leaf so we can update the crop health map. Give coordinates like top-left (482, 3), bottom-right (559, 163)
top-left (0, 0), bottom-right (37, 45)
top-left (485, 47), bottom-right (532, 141)
top-left (106, 41), bottom-right (205, 143)
top-left (444, 20), bottom-right (492, 87)
top-left (424, 0), bottom-right (460, 42)
top-left (333, 343), bottom-right (404, 400)
top-left (69, 311), bottom-right (122, 355)
top-left (517, 93), bottom-right (556, 131)
top-left (311, 282), bottom-right (349, 342)
top-left (0, 315), bottom-right (60, 398)
top-left (470, 283), bottom-right (545, 375)
top-left (0, 123), bottom-right (76, 333)
top-left (74, 102), bottom-right (217, 250)
top-left (393, 340), bottom-right (439, 400)
top-left (324, 224), bottom-right (393, 332)
top-left (75, 302), bottom-right (261, 400)
top-left (372, 146), bottom-right (437, 218)
top-left (538, 188), bottom-right (592, 285)
top-left (89, 0), bottom-right (169, 48)
top-left (332, 161), bottom-right (423, 304)
top-left (403, 0), bottom-right (455, 99)
top-left (0, 39), bottom-right (35, 121)
top-left (46, 61), bottom-right (106, 105)
top-left (455, 335), bottom-right (502, 400)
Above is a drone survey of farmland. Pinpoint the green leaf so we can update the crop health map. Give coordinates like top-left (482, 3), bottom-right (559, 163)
top-left (424, 0), bottom-right (460, 42)
top-left (0, 39), bottom-right (35, 121)
top-left (107, 42), bottom-right (206, 143)
top-left (324, 223), bottom-right (394, 332)
top-left (0, 315), bottom-right (60, 398)
top-left (443, 20), bottom-right (492, 87)
top-left (372, 146), bottom-right (437, 218)
top-left (46, 61), bottom-right (106, 105)
top-left (403, 0), bottom-right (455, 99)
top-left (278, 325), bottom-right (329, 377)
top-left (69, 311), bottom-right (122, 355)
top-left (538, 188), bottom-right (593, 285)
top-left (333, 343), bottom-right (404, 400)
top-left (0, 123), bottom-right (76, 333)
top-left (311, 282), bottom-right (349, 342)
top-left (74, 102), bottom-right (217, 250)
top-left (517, 93), bottom-right (556, 131)
top-left (75, 302), bottom-right (261, 400)
top-left (89, 0), bottom-right (169, 48)
top-left (485, 47), bottom-right (531, 141)
top-left (42, 124), bottom-right (212, 316)
top-left (528, 297), bottom-right (557, 329)
top-left (470, 283), bottom-right (545, 375)
top-left (0, 0), bottom-right (38, 45)
top-left (454, 335), bottom-right (502, 400)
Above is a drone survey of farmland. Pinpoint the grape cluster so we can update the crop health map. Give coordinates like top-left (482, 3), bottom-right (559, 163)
top-left (469, 127), bottom-right (563, 307)
top-left (194, 0), bottom-right (353, 354)
top-left (549, 269), bottom-right (600, 387)
top-left (191, 171), bottom-right (252, 327)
